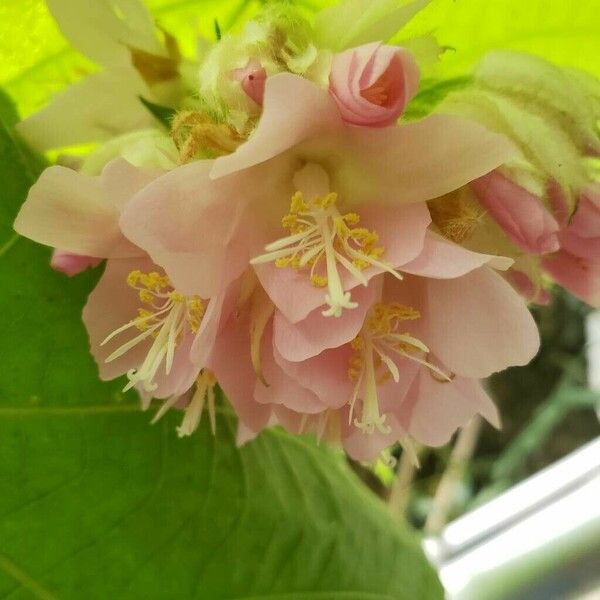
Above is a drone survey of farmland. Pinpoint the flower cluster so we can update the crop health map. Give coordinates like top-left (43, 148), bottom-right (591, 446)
top-left (14, 0), bottom-right (599, 461)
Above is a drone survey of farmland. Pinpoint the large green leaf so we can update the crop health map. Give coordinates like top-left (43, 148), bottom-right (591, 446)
top-left (0, 0), bottom-right (264, 118)
top-left (0, 105), bottom-right (442, 598)
top-left (401, 0), bottom-right (600, 77)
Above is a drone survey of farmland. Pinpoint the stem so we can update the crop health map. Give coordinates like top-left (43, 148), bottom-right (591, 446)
top-left (388, 444), bottom-right (423, 521)
top-left (424, 416), bottom-right (482, 535)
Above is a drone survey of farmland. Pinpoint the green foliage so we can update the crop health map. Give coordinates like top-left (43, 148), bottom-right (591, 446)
top-left (0, 96), bottom-right (442, 599)
top-left (138, 95), bottom-right (177, 130)
top-left (402, 0), bottom-right (600, 78)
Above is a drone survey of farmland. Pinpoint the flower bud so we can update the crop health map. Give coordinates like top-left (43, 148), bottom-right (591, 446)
top-left (51, 249), bottom-right (101, 277)
top-left (470, 170), bottom-right (560, 255)
top-left (329, 42), bottom-right (419, 127)
top-left (231, 59), bottom-right (267, 106)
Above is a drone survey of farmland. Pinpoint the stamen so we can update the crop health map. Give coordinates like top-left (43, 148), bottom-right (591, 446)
top-left (348, 303), bottom-right (452, 434)
top-left (101, 270), bottom-right (205, 393)
top-left (151, 370), bottom-right (218, 436)
top-left (251, 191), bottom-right (402, 318)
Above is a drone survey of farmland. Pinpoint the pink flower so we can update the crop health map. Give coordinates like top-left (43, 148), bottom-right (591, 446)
top-left (15, 159), bottom-right (228, 405)
top-left (470, 170), bottom-right (560, 255)
top-left (329, 42), bottom-right (420, 127)
top-left (231, 59), bottom-right (267, 106)
top-left (121, 73), bottom-right (515, 323)
top-left (211, 233), bottom-right (538, 459)
top-left (50, 249), bottom-right (102, 276)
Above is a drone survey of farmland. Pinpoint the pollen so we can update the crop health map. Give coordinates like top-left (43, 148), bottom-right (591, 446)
top-left (101, 270), bottom-right (206, 393)
top-left (251, 190), bottom-right (403, 318)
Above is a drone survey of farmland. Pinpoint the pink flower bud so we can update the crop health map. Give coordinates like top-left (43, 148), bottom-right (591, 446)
top-left (470, 170), bottom-right (560, 255)
top-left (51, 249), bottom-right (101, 277)
top-left (231, 59), bottom-right (267, 106)
top-left (329, 42), bottom-right (419, 127)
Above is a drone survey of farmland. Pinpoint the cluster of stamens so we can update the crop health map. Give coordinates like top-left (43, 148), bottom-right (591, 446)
top-left (348, 303), bottom-right (450, 434)
top-left (251, 191), bottom-right (402, 317)
top-left (102, 270), bottom-right (205, 393)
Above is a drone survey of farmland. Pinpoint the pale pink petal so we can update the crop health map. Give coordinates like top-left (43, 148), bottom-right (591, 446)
top-left (255, 333), bottom-right (327, 414)
top-left (210, 311), bottom-right (272, 432)
top-left (273, 344), bottom-right (355, 410)
top-left (558, 184), bottom-right (600, 260)
top-left (15, 163), bottom-right (142, 259)
top-left (424, 267), bottom-right (540, 378)
top-left (471, 171), bottom-right (560, 255)
top-left (333, 113), bottom-right (516, 207)
top-left (211, 73), bottom-right (341, 179)
top-left (543, 251), bottom-right (600, 308)
top-left (401, 231), bottom-right (513, 278)
top-left (396, 369), bottom-right (499, 447)
top-left (121, 160), bottom-right (278, 298)
top-left (272, 283), bottom-right (376, 361)
top-left (51, 249), bottom-right (102, 276)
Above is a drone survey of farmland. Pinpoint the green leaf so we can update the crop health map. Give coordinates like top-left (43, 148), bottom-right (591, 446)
top-left (401, 0), bottom-right (600, 78)
top-left (0, 99), bottom-right (443, 599)
top-left (0, 0), bottom-right (265, 118)
top-left (139, 95), bottom-right (177, 129)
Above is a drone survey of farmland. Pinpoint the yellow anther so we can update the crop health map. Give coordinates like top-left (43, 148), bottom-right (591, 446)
top-left (139, 290), bottom-right (154, 304)
top-left (320, 192), bottom-right (338, 208)
top-left (290, 191), bottom-right (307, 214)
top-left (275, 257), bottom-right (291, 268)
top-left (343, 212), bottom-right (360, 226)
top-left (310, 274), bottom-right (328, 287)
top-left (350, 337), bottom-right (364, 350)
top-left (281, 213), bottom-right (297, 229)
top-left (168, 291), bottom-right (185, 303)
top-left (127, 270), bottom-right (142, 287)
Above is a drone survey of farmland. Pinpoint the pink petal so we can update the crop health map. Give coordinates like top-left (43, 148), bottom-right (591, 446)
top-left (334, 113), bottom-right (516, 208)
top-left (254, 330), bottom-right (327, 414)
top-left (272, 283), bottom-right (377, 361)
top-left (15, 161), bottom-right (145, 259)
top-left (210, 311), bottom-right (272, 433)
top-left (543, 251), bottom-right (600, 308)
top-left (121, 160), bottom-right (275, 298)
top-left (273, 344), bottom-right (355, 410)
top-left (211, 73), bottom-right (341, 179)
top-left (424, 267), bottom-right (540, 378)
top-left (558, 184), bottom-right (600, 260)
top-left (396, 369), bottom-right (499, 447)
top-left (401, 231), bottom-right (513, 278)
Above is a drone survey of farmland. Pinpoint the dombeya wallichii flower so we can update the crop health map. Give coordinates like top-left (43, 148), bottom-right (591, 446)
top-left (120, 74), bottom-right (515, 322)
top-left (211, 233), bottom-right (538, 459)
top-left (14, 160), bottom-right (229, 433)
